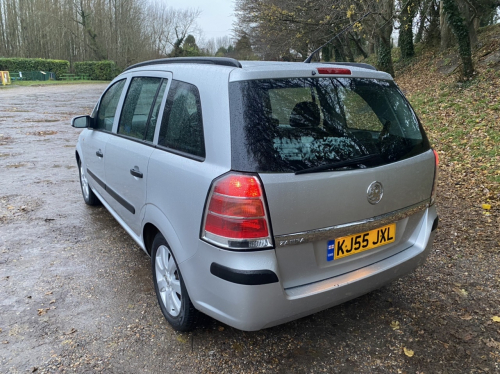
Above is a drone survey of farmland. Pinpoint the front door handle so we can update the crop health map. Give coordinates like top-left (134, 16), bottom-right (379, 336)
top-left (130, 168), bottom-right (143, 178)
top-left (96, 150), bottom-right (103, 158)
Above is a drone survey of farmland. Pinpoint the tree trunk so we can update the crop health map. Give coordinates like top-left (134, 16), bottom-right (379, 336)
top-left (425, 0), bottom-right (441, 45)
top-left (440, 0), bottom-right (454, 49)
top-left (333, 45), bottom-right (345, 62)
top-left (349, 32), bottom-right (368, 58)
top-left (457, 0), bottom-right (478, 48)
top-left (343, 35), bottom-right (355, 62)
top-left (399, 0), bottom-right (417, 58)
top-left (322, 45), bottom-right (332, 62)
top-left (376, 0), bottom-right (395, 76)
top-left (442, 0), bottom-right (474, 78)
top-left (415, 0), bottom-right (430, 44)
top-left (377, 36), bottom-right (395, 76)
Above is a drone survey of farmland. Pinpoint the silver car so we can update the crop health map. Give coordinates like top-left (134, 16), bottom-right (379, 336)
top-left (72, 57), bottom-right (438, 331)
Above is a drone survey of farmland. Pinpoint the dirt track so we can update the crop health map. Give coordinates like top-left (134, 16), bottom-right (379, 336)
top-left (0, 84), bottom-right (499, 373)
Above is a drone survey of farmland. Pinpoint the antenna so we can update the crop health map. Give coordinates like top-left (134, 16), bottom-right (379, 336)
top-left (304, 12), bottom-right (373, 63)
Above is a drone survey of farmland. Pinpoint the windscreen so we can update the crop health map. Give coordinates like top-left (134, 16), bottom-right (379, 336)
top-left (229, 77), bottom-right (430, 173)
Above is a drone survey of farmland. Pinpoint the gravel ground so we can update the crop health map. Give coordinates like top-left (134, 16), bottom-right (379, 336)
top-left (0, 84), bottom-right (499, 373)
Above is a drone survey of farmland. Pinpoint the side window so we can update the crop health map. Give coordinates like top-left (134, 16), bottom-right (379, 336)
top-left (95, 79), bottom-right (126, 131)
top-left (158, 80), bottom-right (205, 158)
top-left (145, 80), bottom-right (168, 142)
top-left (118, 77), bottom-right (165, 141)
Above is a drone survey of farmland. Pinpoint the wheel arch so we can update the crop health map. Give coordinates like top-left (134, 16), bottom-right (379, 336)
top-left (143, 223), bottom-right (159, 256)
top-left (142, 204), bottom-right (187, 263)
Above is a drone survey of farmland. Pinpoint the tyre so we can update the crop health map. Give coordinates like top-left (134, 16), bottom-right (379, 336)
top-left (151, 233), bottom-right (198, 332)
top-left (78, 160), bottom-right (101, 206)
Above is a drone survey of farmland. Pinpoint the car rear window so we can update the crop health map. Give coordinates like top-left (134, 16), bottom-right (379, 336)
top-left (229, 77), bottom-right (430, 173)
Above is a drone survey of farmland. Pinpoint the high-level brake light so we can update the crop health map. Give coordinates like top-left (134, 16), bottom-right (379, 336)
top-left (317, 67), bottom-right (352, 75)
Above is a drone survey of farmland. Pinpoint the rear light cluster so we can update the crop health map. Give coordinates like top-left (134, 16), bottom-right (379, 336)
top-left (201, 173), bottom-right (273, 250)
top-left (430, 149), bottom-right (439, 205)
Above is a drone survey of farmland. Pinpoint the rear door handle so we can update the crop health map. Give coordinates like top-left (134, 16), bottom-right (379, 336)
top-left (96, 150), bottom-right (103, 158)
top-left (130, 168), bottom-right (143, 178)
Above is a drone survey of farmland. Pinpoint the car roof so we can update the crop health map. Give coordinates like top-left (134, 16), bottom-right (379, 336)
top-left (123, 57), bottom-right (393, 83)
top-left (232, 61), bottom-right (392, 81)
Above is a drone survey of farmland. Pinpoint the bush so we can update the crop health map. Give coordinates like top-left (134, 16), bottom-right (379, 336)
top-left (74, 61), bottom-right (118, 81)
top-left (0, 58), bottom-right (69, 79)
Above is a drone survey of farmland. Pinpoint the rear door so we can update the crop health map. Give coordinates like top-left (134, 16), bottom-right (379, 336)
top-left (228, 76), bottom-right (435, 288)
top-left (104, 73), bottom-right (170, 235)
top-left (83, 79), bottom-right (126, 196)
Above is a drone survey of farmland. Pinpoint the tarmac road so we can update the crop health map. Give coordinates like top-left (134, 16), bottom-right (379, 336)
top-left (0, 84), bottom-right (499, 373)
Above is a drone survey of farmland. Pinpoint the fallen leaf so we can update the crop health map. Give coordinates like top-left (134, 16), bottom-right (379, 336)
top-left (403, 347), bottom-right (414, 357)
top-left (492, 316), bottom-right (500, 323)
top-left (176, 335), bottom-right (189, 343)
top-left (453, 288), bottom-right (468, 297)
top-left (218, 326), bottom-right (225, 331)
top-left (37, 308), bottom-right (49, 316)
top-left (49, 300), bottom-right (55, 304)
top-left (391, 321), bottom-right (400, 330)
top-left (45, 291), bottom-right (53, 295)
top-left (482, 203), bottom-right (491, 210)
top-left (484, 339), bottom-right (500, 349)
top-left (460, 314), bottom-right (473, 320)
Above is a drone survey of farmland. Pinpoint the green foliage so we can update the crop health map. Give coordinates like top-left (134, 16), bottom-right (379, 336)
top-left (234, 35), bottom-right (256, 60)
top-left (215, 47), bottom-right (228, 57)
top-left (74, 61), bottom-right (118, 80)
top-left (0, 58), bottom-right (69, 79)
top-left (182, 35), bottom-right (202, 57)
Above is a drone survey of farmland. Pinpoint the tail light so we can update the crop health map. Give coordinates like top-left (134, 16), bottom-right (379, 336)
top-left (430, 149), bottom-right (439, 205)
top-left (201, 172), bottom-right (273, 250)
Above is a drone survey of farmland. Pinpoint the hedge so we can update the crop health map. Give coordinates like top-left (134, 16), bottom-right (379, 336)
top-left (74, 61), bottom-right (118, 81)
top-left (0, 58), bottom-right (69, 79)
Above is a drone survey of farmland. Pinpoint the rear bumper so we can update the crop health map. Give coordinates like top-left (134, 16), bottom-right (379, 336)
top-left (180, 205), bottom-right (437, 331)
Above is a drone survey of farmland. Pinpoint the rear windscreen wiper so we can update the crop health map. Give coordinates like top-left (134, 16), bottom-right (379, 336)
top-left (295, 154), bottom-right (380, 175)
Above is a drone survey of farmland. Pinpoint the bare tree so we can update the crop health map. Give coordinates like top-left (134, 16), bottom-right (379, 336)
top-left (0, 0), bottom-right (201, 68)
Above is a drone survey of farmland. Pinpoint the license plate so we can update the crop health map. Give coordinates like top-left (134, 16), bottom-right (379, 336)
top-left (327, 223), bottom-right (396, 261)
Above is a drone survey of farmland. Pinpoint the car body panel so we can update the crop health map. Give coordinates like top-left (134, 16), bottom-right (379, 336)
top-left (181, 205), bottom-right (436, 331)
top-left (81, 130), bottom-right (109, 196)
top-left (105, 137), bottom-right (154, 234)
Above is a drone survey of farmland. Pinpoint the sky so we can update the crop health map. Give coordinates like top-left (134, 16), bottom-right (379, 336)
top-left (169, 0), bottom-right (236, 41)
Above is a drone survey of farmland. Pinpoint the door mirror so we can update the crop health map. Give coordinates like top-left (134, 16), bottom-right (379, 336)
top-left (72, 115), bottom-right (92, 128)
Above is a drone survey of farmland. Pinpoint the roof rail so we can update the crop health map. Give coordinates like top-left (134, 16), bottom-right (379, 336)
top-left (125, 57), bottom-right (242, 71)
top-left (323, 62), bottom-right (377, 71)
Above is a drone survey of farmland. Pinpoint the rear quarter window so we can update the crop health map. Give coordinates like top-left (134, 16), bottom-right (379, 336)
top-left (158, 80), bottom-right (205, 159)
